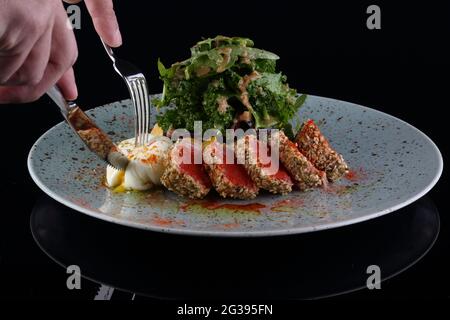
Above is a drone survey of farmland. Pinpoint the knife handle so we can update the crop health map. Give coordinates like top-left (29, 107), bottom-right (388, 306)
top-left (46, 85), bottom-right (77, 120)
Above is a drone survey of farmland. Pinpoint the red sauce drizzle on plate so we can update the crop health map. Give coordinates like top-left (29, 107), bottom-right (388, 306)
top-left (345, 168), bottom-right (367, 182)
top-left (180, 200), bottom-right (265, 214)
top-left (201, 201), bottom-right (265, 213)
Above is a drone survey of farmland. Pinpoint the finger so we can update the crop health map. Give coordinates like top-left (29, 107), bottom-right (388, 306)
top-left (0, 60), bottom-right (63, 103)
top-left (0, 3), bottom-right (78, 104)
top-left (0, 86), bottom-right (23, 104)
top-left (63, 0), bottom-right (83, 4)
top-left (51, 2), bottom-right (78, 100)
top-left (85, 0), bottom-right (122, 47)
top-left (57, 67), bottom-right (78, 100)
top-left (4, 26), bottom-right (53, 86)
top-left (0, 35), bottom-right (36, 84)
top-left (0, 54), bottom-right (77, 104)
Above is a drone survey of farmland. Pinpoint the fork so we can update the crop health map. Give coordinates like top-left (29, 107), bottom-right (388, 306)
top-left (100, 38), bottom-right (150, 147)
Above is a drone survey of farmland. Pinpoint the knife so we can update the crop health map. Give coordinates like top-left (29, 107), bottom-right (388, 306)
top-left (46, 85), bottom-right (129, 171)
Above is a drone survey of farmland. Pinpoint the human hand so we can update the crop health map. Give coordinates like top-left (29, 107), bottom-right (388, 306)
top-left (0, 0), bottom-right (78, 103)
top-left (63, 0), bottom-right (122, 47)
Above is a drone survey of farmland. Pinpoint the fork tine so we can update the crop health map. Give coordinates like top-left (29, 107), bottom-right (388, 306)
top-left (139, 80), bottom-right (146, 145)
top-left (134, 79), bottom-right (147, 146)
top-left (139, 81), bottom-right (146, 146)
top-left (125, 80), bottom-right (140, 147)
top-left (137, 79), bottom-right (147, 145)
top-left (130, 81), bottom-right (140, 147)
top-left (140, 78), bottom-right (150, 144)
top-left (131, 80), bottom-right (143, 146)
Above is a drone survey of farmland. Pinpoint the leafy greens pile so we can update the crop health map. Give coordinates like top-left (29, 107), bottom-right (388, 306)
top-left (154, 36), bottom-right (306, 136)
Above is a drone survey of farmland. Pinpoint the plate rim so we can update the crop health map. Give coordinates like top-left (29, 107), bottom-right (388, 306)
top-left (27, 95), bottom-right (444, 237)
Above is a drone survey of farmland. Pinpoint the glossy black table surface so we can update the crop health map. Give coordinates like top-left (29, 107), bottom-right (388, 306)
top-left (30, 194), bottom-right (439, 300)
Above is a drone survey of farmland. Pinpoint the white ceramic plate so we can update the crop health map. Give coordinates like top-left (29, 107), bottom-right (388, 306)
top-left (28, 94), bottom-right (443, 237)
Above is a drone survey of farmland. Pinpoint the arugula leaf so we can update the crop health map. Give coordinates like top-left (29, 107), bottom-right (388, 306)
top-left (254, 59), bottom-right (276, 73)
top-left (157, 58), bottom-right (168, 77)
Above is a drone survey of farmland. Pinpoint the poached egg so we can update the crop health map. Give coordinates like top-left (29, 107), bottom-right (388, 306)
top-left (106, 131), bottom-right (173, 191)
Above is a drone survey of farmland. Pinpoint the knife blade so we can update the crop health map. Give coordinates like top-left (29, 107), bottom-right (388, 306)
top-left (46, 85), bottom-right (129, 171)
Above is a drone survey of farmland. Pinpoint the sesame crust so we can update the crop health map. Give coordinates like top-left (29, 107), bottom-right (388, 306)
top-left (160, 143), bottom-right (210, 199)
top-left (295, 120), bottom-right (349, 182)
top-left (236, 136), bottom-right (293, 195)
top-left (276, 131), bottom-right (327, 191)
top-left (245, 163), bottom-right (293, 195)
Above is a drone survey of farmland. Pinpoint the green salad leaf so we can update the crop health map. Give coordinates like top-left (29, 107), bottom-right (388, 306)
top-left (155, 35), bottom-right (306, 135)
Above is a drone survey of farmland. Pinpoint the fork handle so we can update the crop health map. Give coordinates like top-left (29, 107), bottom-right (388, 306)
top-left (100, 38), bottom-right (116, 63)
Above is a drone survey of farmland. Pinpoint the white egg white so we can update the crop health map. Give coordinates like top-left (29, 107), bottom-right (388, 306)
top-left (106, 165), bottom-right (124, 188)
top-left (105, 135), bottom-right (173, 191)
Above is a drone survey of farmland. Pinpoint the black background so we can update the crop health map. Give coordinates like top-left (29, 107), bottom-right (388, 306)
top-left (0, 0), bottom-right (449, 302)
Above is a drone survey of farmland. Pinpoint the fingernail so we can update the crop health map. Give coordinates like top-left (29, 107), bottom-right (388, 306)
top-left (114, 28), bottom-right (123, 47)
top-left (72, 85), bottom-right (78, 100)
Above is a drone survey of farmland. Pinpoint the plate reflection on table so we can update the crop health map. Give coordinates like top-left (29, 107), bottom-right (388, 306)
top-left (30, 194), bottom-right (439, 300)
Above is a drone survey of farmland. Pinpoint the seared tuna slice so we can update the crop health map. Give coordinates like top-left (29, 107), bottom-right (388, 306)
top-left (295, 119), bottom-right (349, 182)
top-left (160, 138), bottom-right (211, 199)
top-left (235, 135), bottom-right (293, 194)
top-left (203, 141), bottom-right (259, 199)
top-left (274, 131), bottom-right (327, 191)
